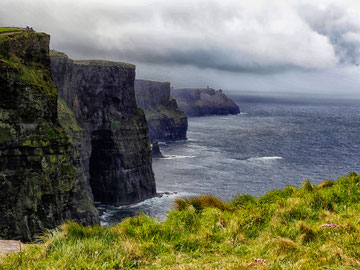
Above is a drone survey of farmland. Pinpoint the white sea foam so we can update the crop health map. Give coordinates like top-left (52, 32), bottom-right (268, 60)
top-left (247, 156), bottom-right (283, 161)
top-left (238, 112), bottom-right (248, 115)
top-left (164, 155), bottom-right (195, 160)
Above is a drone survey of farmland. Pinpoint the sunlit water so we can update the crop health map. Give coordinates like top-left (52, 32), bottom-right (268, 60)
top-left (98, 95), bottom-right (360, 226)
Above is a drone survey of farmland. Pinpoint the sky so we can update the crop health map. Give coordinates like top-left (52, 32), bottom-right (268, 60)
top-left (1, 0), bottom-right (360, 97)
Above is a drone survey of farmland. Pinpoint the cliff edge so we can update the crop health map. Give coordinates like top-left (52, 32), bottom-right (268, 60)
top-left (0, 29), bottom-right (98, 241)
top-left (135, 79), bottom-right (187, 142)
top-left (51, 52), bottom-right (156, 206)
top-left (171, 88), bottom-right (240, 117)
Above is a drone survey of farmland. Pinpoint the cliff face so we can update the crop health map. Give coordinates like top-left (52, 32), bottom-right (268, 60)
top-left (135, 80), bottom-right (187, 142)
top-left (51, 53), bottom-right (156, 206)
top-left (0, 30), bottom-right (98, 241)
top-left (171, 88), bottom-right (240, 117)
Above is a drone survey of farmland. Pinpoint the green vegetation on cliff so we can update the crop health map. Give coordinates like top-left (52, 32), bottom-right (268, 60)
top-left (1, 173), bottom-right (360, 269)
top-left (0, 27), bottom-right (23, 34)
top-left (0, 30), bottom-right (98, 241)
top-left (144, 104), bottom-right (185, 126)
top-left (57, 98), bottom-right (81, 133)
top-left (74, 60), bottom-right (135, 69)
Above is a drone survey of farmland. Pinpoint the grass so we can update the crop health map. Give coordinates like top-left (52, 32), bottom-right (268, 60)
top-left (74, 60), bottom-right (135, 69)
top-left (0, 27), bottom-right (23, 33)
top-left (0, 54), bottom-right (57, 98)
top-left (144, 104), bottom-right (187, 125)
top-left (1, 173), bottom-right (360, 269)
top-left (49, 50), bottom-right (69, 58)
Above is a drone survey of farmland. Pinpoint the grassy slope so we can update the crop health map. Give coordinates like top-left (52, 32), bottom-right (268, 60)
top-left (1, 173), bottom-right (360, 269)
top-left (0, 27), bottom-right (23, 33)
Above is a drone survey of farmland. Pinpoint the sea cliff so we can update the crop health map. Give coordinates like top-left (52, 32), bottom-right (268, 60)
top-left (51, 53), bottom-right (156, 206)
top-left (171, 87), bottom-right (240, 116)
top-left (0, 29), bottom-right (98, 241)
top-left (135, 79), bottom-right (187, 142)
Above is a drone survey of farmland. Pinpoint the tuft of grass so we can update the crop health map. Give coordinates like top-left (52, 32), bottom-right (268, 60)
top-left (318, 179), bottom-right (334, 189)
top-left (0, 27), bottom-right (23, 33)
top-left (1, 173), bottom-right (360, 269)
top-left (296, 221), bottom-right (317, 243)
top-left (174, 194), bottom-right (230, 211)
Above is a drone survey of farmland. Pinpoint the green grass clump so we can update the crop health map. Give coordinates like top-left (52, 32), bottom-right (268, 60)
top-left (49, 50), bottom-right (68, 58)
top-left (0, 27), bottom-right (23, 33)
top-left (1, 173), bottom-right (360, 269)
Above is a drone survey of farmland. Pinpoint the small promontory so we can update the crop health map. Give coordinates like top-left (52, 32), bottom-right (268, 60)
top-left (135, 79), bottom-right (187, 142)
top-left (171, 87), bottom-right (240, 117)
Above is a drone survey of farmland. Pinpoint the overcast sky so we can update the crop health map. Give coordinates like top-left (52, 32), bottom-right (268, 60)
top-left (2, 0), bottom-right (360, 97)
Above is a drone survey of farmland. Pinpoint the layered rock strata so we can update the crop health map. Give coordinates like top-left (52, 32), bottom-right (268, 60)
top-left (51, 53), bottom-right (156, 206)
top-left (0, 30), bottom-right (98, 241)
top-left (171, 88), bottom-right (240, 116)
top-left (135, 79), bottom-right (187, 142)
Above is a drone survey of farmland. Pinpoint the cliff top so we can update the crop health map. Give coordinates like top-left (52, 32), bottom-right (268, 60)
top-left (74, 60), bottom-right (135, 69)
top-left (50, 50), bottom-right (135, 69)
top-left (0, 29), bottom-right (56, 101)
top-left (0, 27), bottom-right (23, 33)
top-left (173, 87), bottom-right (217, 93)
top-left (136, 79), bottom-right (171, 85)
top-left (49, 50), bottom-right (69, 58)
top-left (0, 27), bottom-right (47, 39)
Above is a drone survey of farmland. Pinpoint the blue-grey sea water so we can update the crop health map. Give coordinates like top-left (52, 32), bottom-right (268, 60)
top-left (98, 95), bottom-right (360, 225)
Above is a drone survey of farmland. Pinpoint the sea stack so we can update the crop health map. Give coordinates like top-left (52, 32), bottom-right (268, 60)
top-left (152, 141), bottom-right (164, 158)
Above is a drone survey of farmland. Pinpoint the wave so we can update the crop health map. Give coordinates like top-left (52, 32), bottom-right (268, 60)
top-left (164, 155), bottom-right (195, 160)
top-left (238, 112), bottom-right (248, 115)
top-left (98, 191), bottom-right (196, 225)
top-left (247, 156), bottom-right (283, 161)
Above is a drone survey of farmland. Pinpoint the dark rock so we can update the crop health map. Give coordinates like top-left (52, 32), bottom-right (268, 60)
top-left (171, 87), bottom-right (240, 117)
top-left (51, 53), bottom-right (156, 206)
top-left (152, 141), bottom-right (164, 158)
top-left (135, 80), bottom-right (187, 142)
top-left (0, 30), bottom-right (98, 241)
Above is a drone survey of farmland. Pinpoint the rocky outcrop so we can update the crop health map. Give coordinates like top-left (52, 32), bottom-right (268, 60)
top-left (171, 88), bottom-right (240, 116)
top-left (151, 141), bottom-right (164, 158)
top-left (0, 30), bottom-right (98, 241)
top-left (51, 53), bottom-right (156, 206)
top-left (135, 80), bottom-right (187, 142)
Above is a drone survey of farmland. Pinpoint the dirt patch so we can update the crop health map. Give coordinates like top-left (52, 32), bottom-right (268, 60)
top-left (0, 240), bottom-right (23, 258)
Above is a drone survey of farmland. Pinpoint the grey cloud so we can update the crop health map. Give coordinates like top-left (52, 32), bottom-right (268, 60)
top-left (299, 4), bottom-right (360, 65)
top-left (2, 0), bottom-right (360, 96)
top-left (56, 35), bottom-right (307, 75)
top-left (2, 0), bottom-right (339, 73)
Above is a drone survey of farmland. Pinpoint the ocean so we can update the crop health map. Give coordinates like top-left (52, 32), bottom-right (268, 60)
top-left (98, 94), bottom-right (360, 225)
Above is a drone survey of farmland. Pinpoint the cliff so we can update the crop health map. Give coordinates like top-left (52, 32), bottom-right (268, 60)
top-left (135, 79), bottom-right (187, 142)
top-left (171, 88), bottom-right (240, 116)
top-left (0, 29), bottom-right (98, 241)
top-left (50, 53), bottom-right (156, 206)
